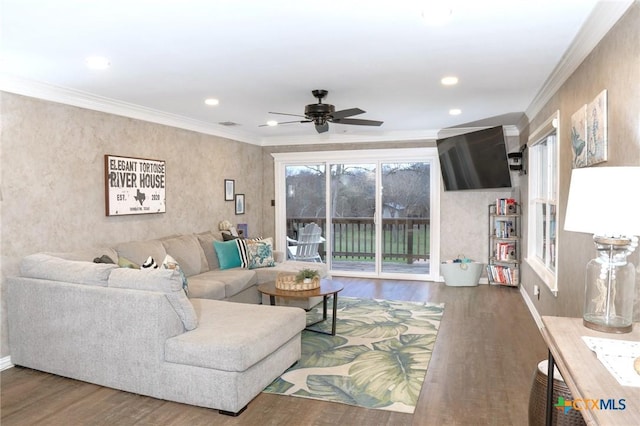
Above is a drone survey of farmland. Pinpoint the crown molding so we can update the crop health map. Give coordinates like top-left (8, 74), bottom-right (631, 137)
top-left (436, 125), bottom-right (519, 139)
top-left (526, 1), bottom-right (634, 120)
top-left (1, 73), bottom-right (445, 147)
top-left (0, 73), bottom-right (262, 145)
top-left (0, 74), bottom-right (446, 146)
top-left (259, 129), bottom-right (441, 146)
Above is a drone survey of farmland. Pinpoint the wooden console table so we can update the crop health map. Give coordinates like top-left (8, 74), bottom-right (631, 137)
top-left (541, 316), bottom-right (640, 426)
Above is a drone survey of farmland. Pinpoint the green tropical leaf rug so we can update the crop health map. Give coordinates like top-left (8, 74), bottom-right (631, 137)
top-left (263, 297), bottom-right (444, 413)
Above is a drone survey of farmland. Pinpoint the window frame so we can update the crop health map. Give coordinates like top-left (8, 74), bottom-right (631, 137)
top-left (272, 148), bottom-right (441, 281)
top-left (526, 111), bottom-right (560, 296)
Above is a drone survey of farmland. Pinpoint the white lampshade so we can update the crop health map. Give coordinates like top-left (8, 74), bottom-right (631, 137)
top-left (564, 167), bottom-right (640, 237)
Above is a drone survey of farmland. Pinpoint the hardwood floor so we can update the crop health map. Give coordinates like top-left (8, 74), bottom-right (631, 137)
top-left (1, 279), bottom-right (547, 425)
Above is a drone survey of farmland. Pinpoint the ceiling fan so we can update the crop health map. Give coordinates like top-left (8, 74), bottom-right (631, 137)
top-left (262, 89), bottom-right (383, 133)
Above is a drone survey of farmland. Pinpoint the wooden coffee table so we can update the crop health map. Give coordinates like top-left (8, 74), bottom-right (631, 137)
top-left (258, 279), bottom-right (344, 335)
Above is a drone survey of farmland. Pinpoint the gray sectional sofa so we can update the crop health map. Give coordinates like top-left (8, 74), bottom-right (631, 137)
top-left (6, 229), bottom-right (330, 415)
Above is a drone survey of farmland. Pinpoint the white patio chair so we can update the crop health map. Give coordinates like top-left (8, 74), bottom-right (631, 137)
top-left (286, 222), bottom-right (325, 263)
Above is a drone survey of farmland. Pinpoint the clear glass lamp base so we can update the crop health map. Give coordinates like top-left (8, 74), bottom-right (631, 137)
top-left (583, 314), bottom-right (633, 334)
top-left (582, 235), bottom-right (637, 334)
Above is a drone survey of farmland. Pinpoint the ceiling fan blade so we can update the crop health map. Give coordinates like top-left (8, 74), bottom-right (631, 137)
top-left (268, 111), bottom-right (307, 118)
top-left (331, 108), bottom-right (365, 120)
top-left (331, 118), bottom-right (384, 126)
top-left (258, 120), bottom-right (311, 127)
top-left (315, 122), bottom-right (329, 133)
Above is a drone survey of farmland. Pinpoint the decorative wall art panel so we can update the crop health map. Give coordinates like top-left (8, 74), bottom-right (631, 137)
top-left (105, 155), bottom-right (166, 216)
top-left (586, 89), bottom-right (608, 166)
top-left (571, 105), bottom-right (587, 168)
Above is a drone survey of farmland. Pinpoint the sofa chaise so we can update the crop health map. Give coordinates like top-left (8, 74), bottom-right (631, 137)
top-left (6, 229), bottom-right (329, 415)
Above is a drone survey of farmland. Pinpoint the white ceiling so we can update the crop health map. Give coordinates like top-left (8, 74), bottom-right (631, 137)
top-left (0, 1), bottom-right (633, 145)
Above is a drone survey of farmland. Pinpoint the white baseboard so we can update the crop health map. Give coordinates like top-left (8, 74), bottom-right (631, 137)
top-left (0, 356), bottom-right (14, 371)
top-left (520, 285), bottom-right (543, 330)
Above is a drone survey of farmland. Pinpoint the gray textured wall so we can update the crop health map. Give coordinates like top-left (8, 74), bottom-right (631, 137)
top-left (520, 2), bottom-right (640, 319)
top-left (0, 95), bottom-right (266, 358)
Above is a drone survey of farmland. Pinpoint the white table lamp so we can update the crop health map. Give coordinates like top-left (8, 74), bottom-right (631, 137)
top-left (564, 167), bottom-right (640, 333)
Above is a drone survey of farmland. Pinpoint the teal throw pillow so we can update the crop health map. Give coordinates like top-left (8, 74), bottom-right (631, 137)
top-left (213, 240), bottom-right (242, 270)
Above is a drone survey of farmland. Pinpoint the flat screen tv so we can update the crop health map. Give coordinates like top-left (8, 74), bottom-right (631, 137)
top-left (436, 126), bottom-right (512, 191)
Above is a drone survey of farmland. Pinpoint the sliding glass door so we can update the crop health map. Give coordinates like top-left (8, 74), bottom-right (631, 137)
top-left (274, 148), bottom-right (440, 281)
top-left (285, 164), bottom-right (326, 261)
top-left (330, 163), bottom-right (376, 273)
top-left (380, 162), bottom-right (431, 274)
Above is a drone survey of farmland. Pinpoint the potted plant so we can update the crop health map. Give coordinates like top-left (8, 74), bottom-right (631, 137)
top-left (296, 268), bottom-right (319, 284)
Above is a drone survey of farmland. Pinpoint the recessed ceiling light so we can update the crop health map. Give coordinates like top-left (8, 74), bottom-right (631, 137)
top-left (266, 120), bottom-right (278, 127)
top-left (441, 76), bottom-right (458, 86)
top-left (85, 56), bottom-right (110, 70)
top-left (449, 109), bottom-right (462, 116)
top-left (204, 98), bottom-right (219, 106)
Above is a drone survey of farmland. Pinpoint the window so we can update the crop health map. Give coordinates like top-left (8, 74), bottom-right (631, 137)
top-left (527, 112), bottom-right (559, 295)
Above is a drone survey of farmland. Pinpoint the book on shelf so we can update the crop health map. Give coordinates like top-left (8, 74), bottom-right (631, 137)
top-left (494, 219), bottom-right (515, 238)
top-left (494, 241), bottom-right (516, 261)
top-left (495, 198), bottom-right (517, 215)
top-left (486, 264), bottom-right (519, 285)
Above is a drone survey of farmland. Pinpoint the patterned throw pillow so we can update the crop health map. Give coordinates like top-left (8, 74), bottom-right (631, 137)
top-left (162, 254), bottom-right (189, 295)
top-left (246, 237), bottom-right (275, 269)
top-left (141, 256), bottom-right (158, 269)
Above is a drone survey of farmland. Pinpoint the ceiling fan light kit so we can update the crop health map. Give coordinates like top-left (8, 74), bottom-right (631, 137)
top-left (263, 89), bottom-right (383, 134)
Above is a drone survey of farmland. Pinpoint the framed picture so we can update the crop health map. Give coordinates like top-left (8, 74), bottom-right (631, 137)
top-left (570, 105), bottom-right (587, 168)
top-left (224, 179), bottom-right (235, 201)
top-left (104, 154), bottom-right (166, 216)
top-left (586, 89), bottom-right (607, 166)
top-left (235, 194), bottom-right (245, 215)
top-left (237, 223), bottom-right (248, 238)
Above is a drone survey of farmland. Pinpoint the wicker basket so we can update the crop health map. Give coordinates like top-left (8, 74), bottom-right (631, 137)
top-left (528, 360), bottom-right (586, 426)
top-left (275, 273), bottom-right (320, 291)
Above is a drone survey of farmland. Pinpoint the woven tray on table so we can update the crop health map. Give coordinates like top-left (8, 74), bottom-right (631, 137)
top-left (275, 273), bottom-right (320, 291)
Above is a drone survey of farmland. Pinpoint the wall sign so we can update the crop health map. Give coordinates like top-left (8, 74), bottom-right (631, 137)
top-left (104, 154), bottom-right (166, 216)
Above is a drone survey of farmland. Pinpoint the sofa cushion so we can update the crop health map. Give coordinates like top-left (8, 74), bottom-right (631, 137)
top-left (161, 234), bottom-right (209, 277)
top-left (115, 239), bottom-right (167, 268)
top-left (195, 231), bottom-right (220, 271)
top-left (165, 299), bottom-right (305, 372)
top-left (213, 240), bottom-right (242, 270)
top-left (190, 268), bottom-right (257, 299)
top-left (108, 268), bottom-right (198, 330)
top-left (183, 274), bottom-right (226, 299)
top-left (20, 253), bottom-right (119, 287)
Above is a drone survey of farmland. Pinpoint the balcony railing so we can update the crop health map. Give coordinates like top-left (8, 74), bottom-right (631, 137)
top-left (287, 217), bottom-right (430, 264)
